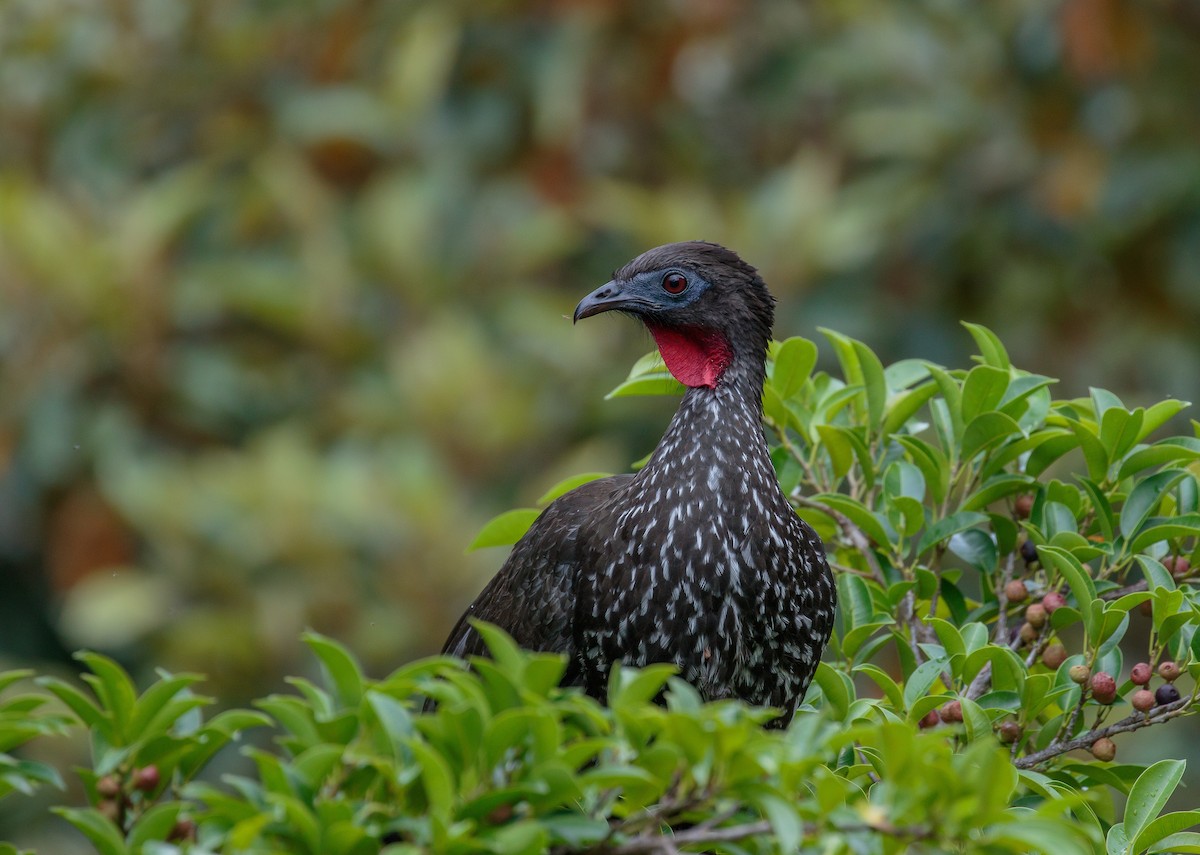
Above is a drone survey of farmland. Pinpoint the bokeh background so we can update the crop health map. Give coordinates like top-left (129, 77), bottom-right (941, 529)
top-left (2, 0), bottom-right (1200, 842)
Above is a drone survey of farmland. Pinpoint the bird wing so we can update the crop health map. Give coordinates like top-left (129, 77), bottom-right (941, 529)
top-left (440, 474), bottom-right (633, 671)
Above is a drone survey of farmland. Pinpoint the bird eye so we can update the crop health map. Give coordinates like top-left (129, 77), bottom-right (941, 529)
top-left (662, 273), bottom-right (688, 295)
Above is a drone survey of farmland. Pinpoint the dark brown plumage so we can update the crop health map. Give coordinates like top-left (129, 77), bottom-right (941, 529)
top-left (441, 242), bottom-right (835, 725)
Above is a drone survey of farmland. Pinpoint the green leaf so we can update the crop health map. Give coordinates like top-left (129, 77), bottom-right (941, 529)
top-left (814, 493), bottom-right (892, 549)
top-left (853, 339), bottom-right (888, 432)
top-left (1125, 759), bottom-right (1186, 845)
top-left (883, 379), bottom-right (939, 436)
top-left (926, 363), bottom-right (965, 444)
top-left (903, 659), bottom-right (949, 708)
top-left (303, 633), bottom-right (364, 709)
top-left (753, 789), bottom-right (802, 851)
top-left (1118, 437), bottom-right (1200, 480)
top-left (816, 425), bottom-right (855, 482)
top-left (50, 807), bottom-right (129, 855)
top-left (897, 436), bottom-right (950, 504)
top-left (1066, 419), bottom-right (1110, 482)
top-left (1130, 513), bottom-right (1200, 553)
top-left (771, 336), bottom-right (818, 399)
top-left (1039, 547), bottom-right (1099, 641)
top-left (948, 529), bottom-right (998, 573)
top-left (1137, 556), bottom-right (1177, 592)
top-left (963, 474), bottom-right (1034, 511)
top-left (606, 373), bottom-right (684, 398)
top-left (917, 511), bottom-right (989, 554)
top-left (75, 652), bottom-right (137, 733)
top-left (468, 508), bottom-right (541, 550)
top-left (1150, 832), bottom-right (1200, 853)
top-left (1120, 470), bottom-right (1188, 540)
top-left (1138, 399), bottom-right (1190, 441)
top-left (961, 364), bottom-right (1010, 423)
top-left (1100, 406), bottom-right (1144, 462)
top-left (34, 677), bottom-right (107, 730)
top-left (963, 322), bottom-right (1011, 370)
top-left (962, 411), bottom-right (1023, 461)
top-left (127, 802), bottom-right (184, 849)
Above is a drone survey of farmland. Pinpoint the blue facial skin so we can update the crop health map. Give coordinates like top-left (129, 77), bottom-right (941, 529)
top-left (573, 268), bottom-right (714, 323)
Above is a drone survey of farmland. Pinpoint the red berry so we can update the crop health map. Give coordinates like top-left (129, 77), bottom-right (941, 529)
top-left (1156, 684), bottom-right (1181, 706)
top-left (1068, 664), bottom-right (1090, 684)
top-left (1139, 599), bottom-right (1153, 617)
top-left (1005, 580), bottom-right (1029, 603)
top-left (1042, 643), bottom-right (1067, 669)
top-left (939, 700), bottom-right (963, 723)
top-left (1091, 737), bottom-right (1117, 761)
top-left (1130, 662), bottom-right (1152, 686)
top-left (1014, 495), bottom-right (1034, 519)
top-left (1090, 671), bottom-right (1117, 704)
top-left (1042, 592), bottom-right (1067, 613)
top-left (918, 708), bottom-right (940, 729)
top-left (132, 766), bottom-right (160, 792)
top-left (1131, 689), bottom-right (1156, 712)
top-left (1168, 556), bottom-right (1191, 579)
top-left (1025, 603), bottom-right (1047, 629)
top-left (1158, 661), bottom-right (1181, 682)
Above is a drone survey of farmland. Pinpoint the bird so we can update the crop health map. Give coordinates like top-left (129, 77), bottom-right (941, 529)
top-left (440, 241), bottom-right (835, 726)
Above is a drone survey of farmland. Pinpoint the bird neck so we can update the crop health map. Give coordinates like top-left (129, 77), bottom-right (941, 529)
top-left (637, 376), bottom-right (773, 488)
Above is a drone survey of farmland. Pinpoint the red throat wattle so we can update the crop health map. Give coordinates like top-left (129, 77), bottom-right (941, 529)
top-left (646, 325), bottom-right (732, 389)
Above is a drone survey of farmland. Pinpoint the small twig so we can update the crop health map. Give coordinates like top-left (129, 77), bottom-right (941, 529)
top-left (603, 820), bottom-right (772, 854)
top-left (1015, 697), bottom-right (1191, 769)
top-left (1099, 579), bottom-right (1147, 601)
top-left (602, 819), bottom-right (934, 854)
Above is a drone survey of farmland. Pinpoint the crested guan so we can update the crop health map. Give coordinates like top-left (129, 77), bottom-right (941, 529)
top-left (440, 241), bottom-right (835, 726)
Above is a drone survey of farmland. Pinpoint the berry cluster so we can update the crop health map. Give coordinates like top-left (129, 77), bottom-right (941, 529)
top-left (93, 765), bottom-right (194, 841)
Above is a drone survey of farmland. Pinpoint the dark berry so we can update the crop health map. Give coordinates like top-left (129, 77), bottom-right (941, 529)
top-left (918, 708), bottom-right (940, 729)
top-left (169, 818), bottom-right (197, 843)
top-left (1156, 683), bottom-right (1182, 706)
top-left (1091, 737), bottom-right (1116, 761)
top-left (1139, 599), bottom-right (1153, 617)
top-left (997, 720), bottom-right (1022, 744)
top-left (1131, 689), bottom-right (1156, 712)
top-left (939, 700), bottom-right (963, 723)
top-left (1130, 662), bottom-right (1152, 686)
top-left (1020, 539), bottom-right (1039, 564)
top-left (1042, 644), bottom-right (1068, 669)
top-left (1005, 580), bottom-right (1028, 603)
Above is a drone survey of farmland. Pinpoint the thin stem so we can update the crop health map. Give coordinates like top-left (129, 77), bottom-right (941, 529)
top-left (1015, 696), bottom-right (1191, 769)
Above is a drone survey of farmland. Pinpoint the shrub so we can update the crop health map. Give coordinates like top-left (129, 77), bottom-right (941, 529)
top-left (2, 325), bottom-right (1199, 853)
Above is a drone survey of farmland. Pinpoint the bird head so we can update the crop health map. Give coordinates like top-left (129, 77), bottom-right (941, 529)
top-left (573, 241), bottom-right (776, 389)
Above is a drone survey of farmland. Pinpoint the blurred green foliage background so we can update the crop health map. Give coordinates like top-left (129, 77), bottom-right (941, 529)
top-left (1, 0), bottom-right (1199, 704)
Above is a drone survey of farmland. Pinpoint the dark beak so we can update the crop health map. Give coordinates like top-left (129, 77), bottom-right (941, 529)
top-left (573, 281), bottom-right (634, 323)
